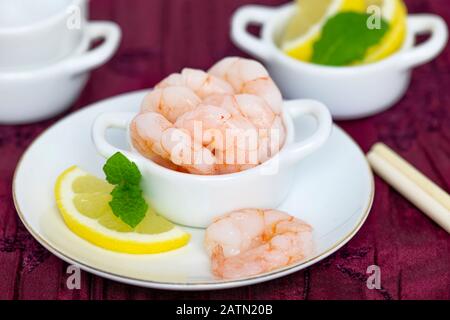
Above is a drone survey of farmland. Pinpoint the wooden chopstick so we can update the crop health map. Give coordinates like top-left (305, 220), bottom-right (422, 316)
top-left (367, 143), bottom-right (450, 233)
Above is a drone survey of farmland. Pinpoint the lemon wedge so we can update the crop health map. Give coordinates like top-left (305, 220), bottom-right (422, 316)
top-left (363, 0), bottom-right (407, 63)
top-left (281, 0), bottom-right (366, 62)
top-left (55, 166), bottom-right (190, 254)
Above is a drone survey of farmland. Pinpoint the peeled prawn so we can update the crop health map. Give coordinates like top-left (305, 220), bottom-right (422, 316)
top-left (157, 68), bottom-right (234, 99)
top-left (233, 94), bottom-right (275, 129)
top-left (130, 112), bottom-right (216, 175)
top-left (130, 112), bottom-right (172, 159)
top-left (201, 94), bottom-right (284, 166)
top-left (204, 209), bottom-right (313, 279)
top-left (208, 57), bottom-right (283, 114)
top-left (174, 104), bottom-right (232, 146)
top-left (140, 86), bottom-right (201, 123)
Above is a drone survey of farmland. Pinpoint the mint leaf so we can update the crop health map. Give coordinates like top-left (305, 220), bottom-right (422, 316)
top-left (103, 152), bottom-right (141, 185)
top-left (312, 12), bottom-right (389, 66)
top-left (103, 152), bottom-right (148, 228)
top-left (110, 184), bottom-right (148, 228)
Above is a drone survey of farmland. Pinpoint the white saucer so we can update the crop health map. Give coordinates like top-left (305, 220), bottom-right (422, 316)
top-left (13, 90), bottom-right (374, 291)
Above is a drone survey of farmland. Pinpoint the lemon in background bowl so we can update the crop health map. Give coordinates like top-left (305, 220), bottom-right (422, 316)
top-left (281, 0), bottom-right (407, 65)
top-left (281, 0), bottom-right (367, 62)
top-left (363, 0), bottom-right (407, 63)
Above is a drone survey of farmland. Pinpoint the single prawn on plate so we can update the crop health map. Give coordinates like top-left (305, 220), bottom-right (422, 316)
top-left (204, 209), bottom-right (314, 279)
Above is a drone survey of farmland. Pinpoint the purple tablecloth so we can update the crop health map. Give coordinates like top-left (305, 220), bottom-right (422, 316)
top-left (0, 0), bottom-right (449, 300)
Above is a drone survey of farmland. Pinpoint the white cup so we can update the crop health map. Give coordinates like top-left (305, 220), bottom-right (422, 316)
top-left (231, 3), bottom-right (448, 119)
top-left (0, 21), bottom-right (121, 124)
top-left (92, 99), bottom-right (332, 228)
top-left (0, 0), bottom-right (89, 70)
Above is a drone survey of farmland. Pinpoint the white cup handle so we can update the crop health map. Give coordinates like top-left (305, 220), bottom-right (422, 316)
top-left (231, 5), bottom-right (275, 61)
top-left (92, 112), bottom-right (141, 164)
top-left (280, 100), bottom-right (332, 166)
top-left (398, 14), bottom-right (448, 69)
top-left (64, 21), bottom-right (122, 75)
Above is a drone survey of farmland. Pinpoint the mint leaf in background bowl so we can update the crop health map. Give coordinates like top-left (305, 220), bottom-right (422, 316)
top-left (312, 12), bottom-right (389, 66)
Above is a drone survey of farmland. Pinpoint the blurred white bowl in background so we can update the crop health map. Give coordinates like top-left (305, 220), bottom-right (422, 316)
top-left (0, 0), bottom-right (90, 71)
top-left (0, 21), bottom-right (121, 124)
top-left (231, 3), bottom-right (448, 119)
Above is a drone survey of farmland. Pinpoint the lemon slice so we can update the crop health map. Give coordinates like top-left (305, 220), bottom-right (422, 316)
top-left (281, 0), bottom-right (366, 62)
top-left (55, 166), bottom-right (190, 254)
top-left (363, 0), bottom-right (407, 63)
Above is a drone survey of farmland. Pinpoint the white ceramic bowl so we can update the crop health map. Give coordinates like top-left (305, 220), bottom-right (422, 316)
top-left (0, 0), bottom-right (89, 71)
top-left (0, 21), bottom-right (121, 124)
top-left (92, 99), bottom-right (332, 228)
top-left (231, 3), bottom-right (448, 119)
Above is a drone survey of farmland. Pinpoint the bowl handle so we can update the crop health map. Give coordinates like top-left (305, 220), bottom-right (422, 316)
top-left (281, 100), bottom-right (332, 166)
top-left (231, 5), bottom-right (275, 61)
top-left (64, 21), bottom-right (122, 75)
top-left (399, 14), bottom-right (448, 69)
top-left (92, 112), bottom-right (143, 165)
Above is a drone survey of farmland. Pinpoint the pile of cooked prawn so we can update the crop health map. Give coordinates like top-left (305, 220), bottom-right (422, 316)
top-left (130, 57), bottom-right (287, 175)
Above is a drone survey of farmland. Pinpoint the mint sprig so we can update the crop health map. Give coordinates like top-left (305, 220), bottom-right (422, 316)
top-left (103, 152), bottom-right (148, 228)
top-left (312, 12), bottom-right (389, 66)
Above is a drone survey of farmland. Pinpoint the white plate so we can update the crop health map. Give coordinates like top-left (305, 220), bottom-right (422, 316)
top-left (13, 90), bottom-right (374, 291)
